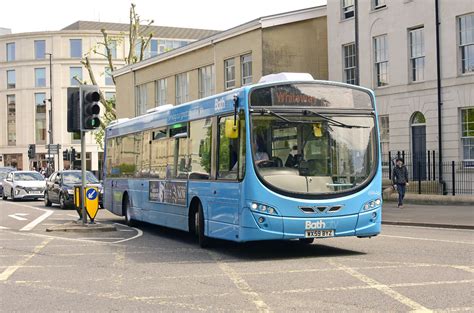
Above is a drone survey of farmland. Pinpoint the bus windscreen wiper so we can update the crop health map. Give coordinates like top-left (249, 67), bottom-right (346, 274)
top-left (303, 110), bottom-right (369, 129)
top-left (259, 109), bottom-right (314, 124)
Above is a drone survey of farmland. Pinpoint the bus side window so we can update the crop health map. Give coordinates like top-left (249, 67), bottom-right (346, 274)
top-left (140, 131), bottom-right (151, 177)
top-left (150, 128), bottom-right (167, 178)
top-left (188, 118), bottom-right (212, 180)
top-left (217, 116), bottom-right (245, 180)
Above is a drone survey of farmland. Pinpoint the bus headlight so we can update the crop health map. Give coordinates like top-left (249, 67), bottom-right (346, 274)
top-left (250, 202), bottom-right (279, 215)
top-left (362, 198), bottom-right (382, 211)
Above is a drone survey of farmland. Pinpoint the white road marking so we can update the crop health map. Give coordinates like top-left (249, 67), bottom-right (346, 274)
top-left (209, 251), bottom-right (271, 313)
top-left (76, 237), bottom-right (123, 240)
top-left (112, 223), bottom-right (143, 244)
top-left (0, 238), bottom-right (52, 281)
top-left (8, 213), bottom-right (29, 221)
top-left (380, 234), bottom-right (473, 245)
top-left (328, 260), bottom-right (431, 312)
top-left (0, 226), bottom-right (9, 230)
top-left (6, 202), bottom-right (54, 231)
top-left (20, 209), bottom-right (54, 231)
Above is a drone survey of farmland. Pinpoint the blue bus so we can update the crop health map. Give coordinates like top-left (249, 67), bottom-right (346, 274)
top-left (103, 73), bottom-right (382, 247)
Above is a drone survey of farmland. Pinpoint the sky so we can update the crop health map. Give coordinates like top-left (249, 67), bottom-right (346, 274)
top-left (2, 0), bottom-right (327, 34)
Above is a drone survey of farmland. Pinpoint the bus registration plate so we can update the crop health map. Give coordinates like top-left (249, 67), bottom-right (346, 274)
top-left (305, 230), bottom-right (334, 238)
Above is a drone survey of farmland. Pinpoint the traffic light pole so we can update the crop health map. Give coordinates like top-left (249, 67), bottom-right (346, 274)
top-left (81, 131), bottom-right (87, 225)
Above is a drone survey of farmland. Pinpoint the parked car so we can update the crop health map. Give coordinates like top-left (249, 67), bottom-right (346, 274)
top-left (2, 171), bottom-right (46, 201)
top-left (44, 170), bottom-right (103, 209)
top-left (0, 167), bottom-right (15, 198)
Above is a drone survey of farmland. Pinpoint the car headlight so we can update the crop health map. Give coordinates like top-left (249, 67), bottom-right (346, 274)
top-left (249, 202), bottom-right (279, 215)
top-left (362, 198), bottom-right (382, 211)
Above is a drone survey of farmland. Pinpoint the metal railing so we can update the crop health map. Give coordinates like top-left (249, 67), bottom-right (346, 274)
top-left (382, 151), bottom-right (473, 195)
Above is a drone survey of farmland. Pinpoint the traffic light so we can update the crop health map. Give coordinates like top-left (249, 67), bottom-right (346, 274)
top-left (28, 144), bottom-right (36, 159)
top-left (70, 148), bottom-right (76, 163)
top-left (63, 149), bottom-right (69, 161)
top-left (67, 87), bottom-right (80, 132)
top-left (80, 85), bottom-right (101, 130)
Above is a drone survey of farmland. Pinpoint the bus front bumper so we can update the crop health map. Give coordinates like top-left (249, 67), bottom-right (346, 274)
top-left (238, 207), bottom-right (381, 242)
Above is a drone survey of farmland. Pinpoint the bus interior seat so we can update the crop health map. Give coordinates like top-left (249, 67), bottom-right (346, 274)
top-left (271, 156), bottom-right (283, 167)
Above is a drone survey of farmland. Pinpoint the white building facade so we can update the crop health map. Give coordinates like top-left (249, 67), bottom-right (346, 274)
top-left (0, 22), bottom-right (217, 174)
top-left (327, 0), bottom-right (473, 167)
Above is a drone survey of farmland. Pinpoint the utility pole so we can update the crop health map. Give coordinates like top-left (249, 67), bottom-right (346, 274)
top-left (45, 53), bottom-right (53, 175)
top-left (354, 0), bottom-right (360, 85)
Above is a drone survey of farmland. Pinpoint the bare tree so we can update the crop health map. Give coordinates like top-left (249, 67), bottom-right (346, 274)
top-left (79, 3), bottom-right (154, 148)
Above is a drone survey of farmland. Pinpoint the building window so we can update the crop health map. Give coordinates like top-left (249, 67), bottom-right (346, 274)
top-left (35, 93), bottom-right (47, 144)
top-left (241, 54), bottom-right (252, 86)
top-left (34, 40), bottom-right (46, 60)
top-left (135, 40), bottom-right (144, 59)
top-left (109, 40), bottom-right (117, 59)
top-left (379, 115), bottom-right (389, 156)
top-left (105, 92), bottom-right (116, 108)
top-left (343, 43), bottom-right (356, 85)
top-left (7, 70), bottom-right (15, 89)
top-left (105, 67), bottom-right (114, 86)
top-left (175, 72), bottom-right (189, 105)
top-left (409, 27), bottom-right (425, 82)
top-left (155, 78), bottom-right (167, 106)
top-left (374, 35), bottom-right (389, 87)
top-left (342, 0), bottom-right (354, 19)
top-left (459, 14), bottom-right (474, 74)
top-left (70, 39), bottom-right (82, 58)
top-left (198, 65), bottom-right (215, 98)
top-left (35, 68), bottom-right (46, 87)
top-left (7, 95), bottom-right (16, 146)
top-left (70, 67), bottom-right (82, 86)
top-left (135, 84), bottom-right (147, 116)
top-left (6, 43), bottom-right (15, 62)
top-left (372, 0), bottom-right (386, 10)
top-left (150, 39), bottom-right (158, 57)
top-left (224, 58), bottom-right (235, 89)
top-left (461, 108), bottom-right (474, 161)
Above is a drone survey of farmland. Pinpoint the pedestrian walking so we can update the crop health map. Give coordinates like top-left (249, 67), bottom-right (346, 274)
top-left (392, 158), bottom-right (409, 208)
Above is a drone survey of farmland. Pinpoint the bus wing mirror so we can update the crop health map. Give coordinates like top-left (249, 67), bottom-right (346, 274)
top-left (313, 123), bottom-right (323, 137)
top-left (225, 119), bottom-right (239, 139)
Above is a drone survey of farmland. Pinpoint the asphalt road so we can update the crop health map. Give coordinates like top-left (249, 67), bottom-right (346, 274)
top-left (1, 199), bottom-right (473, 312)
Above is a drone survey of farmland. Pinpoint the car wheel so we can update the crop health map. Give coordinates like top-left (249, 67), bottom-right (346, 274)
top-left (59, 193), bottom-right (68, 210)
top-left (195, 202), bottom-right (210, 248)
top-left (44, 192), bottom-right (52, 207)
top-left (298, 238), bottom-right (314, 244)
top-left (10, 188), bottom-right (16, 201)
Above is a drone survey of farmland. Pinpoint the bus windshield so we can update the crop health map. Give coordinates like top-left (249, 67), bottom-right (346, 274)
top-left (250, 111), bottom-right (376, 196)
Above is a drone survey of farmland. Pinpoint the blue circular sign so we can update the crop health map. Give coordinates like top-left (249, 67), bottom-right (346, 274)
top-left (86, 188), bottom-right (98, 200)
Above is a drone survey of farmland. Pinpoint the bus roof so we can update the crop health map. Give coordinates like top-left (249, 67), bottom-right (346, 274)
top-left (106, 86), bottom-right (248, 138)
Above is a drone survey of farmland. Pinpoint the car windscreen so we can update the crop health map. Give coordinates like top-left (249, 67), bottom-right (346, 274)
top-left (62, 172), bottom-right (99, 185)
top-left (13, 172), bottom-right (44, 181)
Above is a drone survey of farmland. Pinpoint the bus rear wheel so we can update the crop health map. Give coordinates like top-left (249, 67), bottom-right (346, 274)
top-left (194, 202), bottom-right (210, 248)
top-left (123, 195), bottom-right (134, 226)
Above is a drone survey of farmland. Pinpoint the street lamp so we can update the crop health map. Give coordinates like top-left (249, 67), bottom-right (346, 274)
top-left (45, 52), bottom-right (53, 176)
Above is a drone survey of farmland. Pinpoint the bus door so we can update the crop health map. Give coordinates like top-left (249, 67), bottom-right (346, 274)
top-left (208, 116), bottom-right (245, 239)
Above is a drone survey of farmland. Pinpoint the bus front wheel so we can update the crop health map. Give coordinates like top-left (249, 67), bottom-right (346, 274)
top-left (194, 202), bottom-right (210, 248)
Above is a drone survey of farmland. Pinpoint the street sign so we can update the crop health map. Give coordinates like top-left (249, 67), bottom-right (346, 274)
top-left (45, 144), bottom-right (61, 154)
top-left (75, 186), bottom-right (99, 221)
top-left (85, 187), bottom-right (99, 220)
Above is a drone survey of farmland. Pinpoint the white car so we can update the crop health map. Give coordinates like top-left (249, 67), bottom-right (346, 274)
top-left (2, 171), bottom-right (46, 201)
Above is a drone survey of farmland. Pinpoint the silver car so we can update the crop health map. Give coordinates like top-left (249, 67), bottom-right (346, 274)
top-left (2, 171), bottom-right (46, 201)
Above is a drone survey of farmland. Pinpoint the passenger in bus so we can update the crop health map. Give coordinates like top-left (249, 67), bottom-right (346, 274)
top-left (254, 136), bottom-right (269, 164)
top-left (285, 145), bottom-right (302, 168)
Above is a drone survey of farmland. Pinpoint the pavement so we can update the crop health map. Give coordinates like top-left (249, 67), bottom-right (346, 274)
top-left (382, 201), bottom-right (474, 230)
